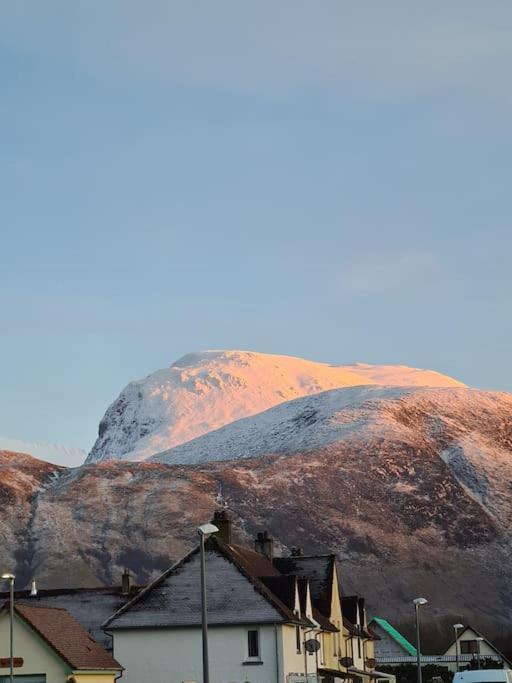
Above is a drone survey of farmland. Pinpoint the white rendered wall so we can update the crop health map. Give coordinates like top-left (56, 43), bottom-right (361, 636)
top-left (444, 630), bottom-right (510, 672)
top-left (113, 624), bottom-right (284, 683)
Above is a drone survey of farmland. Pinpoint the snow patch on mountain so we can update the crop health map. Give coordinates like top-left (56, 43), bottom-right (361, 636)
top-left (149, 385), bottom-right (413, 465)
top-left (0, 437), bottom-right (86, 467)
top-left (87, 349), bottom-right (465, 463)
top-left (151, 385), bottom-right (498, 467)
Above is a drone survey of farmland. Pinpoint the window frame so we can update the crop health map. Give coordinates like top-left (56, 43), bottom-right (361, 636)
top-left (460, 640), bottom-right (479, 655)
top-left (296, 624), bottom-right (302, 654)
top-left (246, 628), bottom-right (261, 660)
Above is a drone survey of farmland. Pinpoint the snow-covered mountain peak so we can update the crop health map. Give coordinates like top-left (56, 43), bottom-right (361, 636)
top-left (86, 349), bottom-right (465, 463)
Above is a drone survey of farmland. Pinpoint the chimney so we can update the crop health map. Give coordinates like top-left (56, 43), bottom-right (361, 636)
top-left (254, 531), bottom-right (274, 562)
top-left (121, 569), bottom-right (132, 596)
top-left (212, 509), bottom-right (232, 544)
top-left (291, 547), bottom-right (304, 557)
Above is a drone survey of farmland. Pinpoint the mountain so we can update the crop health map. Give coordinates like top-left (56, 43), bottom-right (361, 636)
top-left (87, 350), bottom-right (464, 463)
top-left (2, 393), bottom-right (512, 655)
top-left (0, 437), bottom-right (86, 467)
top-left (7, 351), bottom-right (512, 656)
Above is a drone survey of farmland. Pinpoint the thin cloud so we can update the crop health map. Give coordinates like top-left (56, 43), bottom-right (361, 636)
top-left (1, 2), bottom-right (511, 104)
top-left (341, 249), bottom-right (437, 293)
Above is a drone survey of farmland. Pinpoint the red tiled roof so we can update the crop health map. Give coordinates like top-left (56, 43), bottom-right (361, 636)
top-left (225, 542), bottom-right (281, 579)
top-left (8, 603), bottom-right (122, 670)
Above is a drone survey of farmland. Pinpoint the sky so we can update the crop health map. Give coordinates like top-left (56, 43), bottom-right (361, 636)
top-left (1, 1), bottom-right (511, 462)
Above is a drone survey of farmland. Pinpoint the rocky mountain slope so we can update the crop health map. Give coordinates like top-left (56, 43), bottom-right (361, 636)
top-left (1, 435), bottom-right (512, 654)
top-left (87, 350), bottom-right (464, 463)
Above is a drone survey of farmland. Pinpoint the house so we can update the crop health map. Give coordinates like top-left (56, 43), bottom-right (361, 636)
top-left (104, 510), bottom-right (379, 683)
top-left (0, 570), bottom-right (140, 651)
top-left (369, 619), bottom-right (511, 673)
top-left (443, 625), bottom-right (511, 671)
top-left (0, 602), bottom-right (122, 683)
top-left (341, 597), bottom-right (376, 676)
top-left (368, 618), bottom-right (416, 660)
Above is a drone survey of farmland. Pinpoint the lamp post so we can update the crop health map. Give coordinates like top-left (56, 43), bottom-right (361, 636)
top-left (476, 637), bottom-right (484, 670)
top-left (453, 624), bottom-right (464, 673)
top-left (197, 522), bottom-right (219, 683)
top-left (413, 598), bottom-right (428, 683)
top-left (1, 574), bottom-right (15, 683)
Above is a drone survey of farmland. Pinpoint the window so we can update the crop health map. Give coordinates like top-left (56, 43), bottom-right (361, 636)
top-left (296, 624), bottom-right (302, 654)
top-left (460, 640), bottom-right (479, 654)
top-left (248, 629), bottom-right (260, 658)
top-left (358, 638), bottom-right (361, 658)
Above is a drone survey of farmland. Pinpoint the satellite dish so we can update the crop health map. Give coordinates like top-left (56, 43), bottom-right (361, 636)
top-left (305, 639), bottom-right (321, 653)
top-left (339, 657), bottom-right (354, 668)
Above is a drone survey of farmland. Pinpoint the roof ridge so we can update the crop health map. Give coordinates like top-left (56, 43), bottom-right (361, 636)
top-left (279, 554), bottom-right (335, 559)
top-left (14, 603), bottom-right (68, 612)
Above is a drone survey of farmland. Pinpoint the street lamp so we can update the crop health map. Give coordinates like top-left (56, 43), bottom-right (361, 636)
top-left (1, 574), bottom-right (15, 683)
top-left (197, 523), bottom-right (219, 683)
top-left (453, 624), bottom-right (464, 673)
top-left (476, 637), bottom-right (485, 670)
top-left (413, 598), bottom-right (428, 683)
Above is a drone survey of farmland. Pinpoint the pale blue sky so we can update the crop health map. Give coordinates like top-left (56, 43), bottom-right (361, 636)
top-left (1, 1), bottom-right (511, 454)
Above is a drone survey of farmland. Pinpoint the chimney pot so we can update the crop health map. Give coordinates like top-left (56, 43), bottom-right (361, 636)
top-left (254, 530), bottom-right (274, 562)
top-left (121, 569), bottom-right (132, 595)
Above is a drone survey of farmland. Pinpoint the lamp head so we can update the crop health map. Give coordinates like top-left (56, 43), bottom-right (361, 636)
top-left (476, 637), bottom-right (485, 642)
top-left (454, 623), bottom-right (464, 630)
top-left (413, 597), bottom-right (428, 606)
top-left (1, 574), bottom-right (14, 581)
top-left (197, 523), bottom-right (219, 538)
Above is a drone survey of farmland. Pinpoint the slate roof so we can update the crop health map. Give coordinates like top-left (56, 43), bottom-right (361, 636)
top-left (5, 603), bottom-right (122, 670)
top-left (261, 575), bottom-right (297, 611)
top-left (342, 596), bottom-right (374, 639)
top-left (105, 537), bottom-right (309, 630)
top-left (342, 596), bottom-right (359, 625)
top-left (370, 617), bottom-right (417, 656)
top-left (0, 585), bottom-right (139, 650)
top-left (273, 554), bottom-right (336, 619)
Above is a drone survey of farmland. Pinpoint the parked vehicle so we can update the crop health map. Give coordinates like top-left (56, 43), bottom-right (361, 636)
top-left (454, 671), bottom-right (512, 683)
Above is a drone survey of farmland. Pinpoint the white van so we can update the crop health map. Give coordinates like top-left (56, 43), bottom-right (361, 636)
top-left (453, 671), bottom-right (512, 683)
